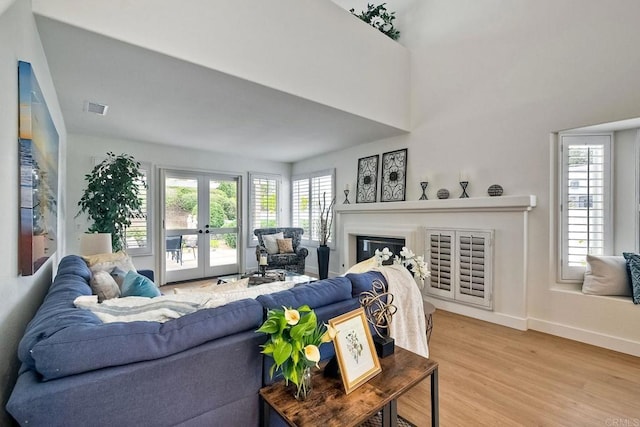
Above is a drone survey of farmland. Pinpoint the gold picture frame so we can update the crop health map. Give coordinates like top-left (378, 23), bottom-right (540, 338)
top-left (329, 308), bottom-right (382, 394)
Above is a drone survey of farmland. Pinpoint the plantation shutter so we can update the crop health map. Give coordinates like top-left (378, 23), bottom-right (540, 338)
top-left (425, 230), bottom-right (455, 299)
top-left (560, 135), bottom-right (612, 280)
top-left (311, 175), bottom-right (333, 242)
top-left (124, 166), bottom-right (151, 255)
top-left (425, 228), bottom-right (493, 310)
top-left (292, 178), bottom-right (310, 237)
top-left (252, 177), bottom-right (278, 228)
top-left (455, 231), bottom-right (492, 308)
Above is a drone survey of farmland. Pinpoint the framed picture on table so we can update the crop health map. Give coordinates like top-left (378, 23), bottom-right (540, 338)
top-left (329, 308), bottom-right (381, 394)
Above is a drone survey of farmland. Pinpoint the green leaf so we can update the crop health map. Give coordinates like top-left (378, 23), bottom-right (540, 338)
top-left (273, 341), bottom-right (292, 366)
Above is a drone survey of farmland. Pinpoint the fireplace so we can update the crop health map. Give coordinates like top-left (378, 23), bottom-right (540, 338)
top-left (356, 235), bottom-right (406, 265)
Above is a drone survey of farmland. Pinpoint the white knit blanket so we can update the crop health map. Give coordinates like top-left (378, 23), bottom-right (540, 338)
top-left (375, 264), bottom-right (429, 358)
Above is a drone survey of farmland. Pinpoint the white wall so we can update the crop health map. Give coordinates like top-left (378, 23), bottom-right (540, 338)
top-left (65, 134), bottom-right (291, 281)
top-left (33, 0), bottom-right (410, 132)
top-left (614, 128), bottom-right (638, 254)
top-left (0, 0), bottom-right (67, 423)
top-left (295, 0), bottom-right (640, 356)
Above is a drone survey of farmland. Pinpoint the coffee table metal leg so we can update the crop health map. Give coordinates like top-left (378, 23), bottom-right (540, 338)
top-left (431, 367), bottom-right (439, 427)
top-left (381, 400), bottom-right (398, 427)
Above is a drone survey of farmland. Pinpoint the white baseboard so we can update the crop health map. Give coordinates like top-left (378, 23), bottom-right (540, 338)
top-left (427, 298), bottom-right (528, 331)
top-left (528, 318), bottom-right (640, 357)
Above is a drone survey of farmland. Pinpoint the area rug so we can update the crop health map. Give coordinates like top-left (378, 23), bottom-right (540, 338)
top-left (360, 413), bottom-right (415, 427)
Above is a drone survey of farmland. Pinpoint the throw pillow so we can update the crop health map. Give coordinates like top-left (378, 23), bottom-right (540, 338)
top-left (262, 232), bottom-right (284, 255)
top-left (582, 255), bottom-right (631, 296)
top-left (90, 270), bottom-right (121, 302)
top-left (121, 270), bottom-right (161, 298)
top-left (110, 267), bottom-right (127, 288)
top-left (277, 238), bottom-right (294, 254)
top-left (623, 252), bottom-right (640, 304)
top-left (84, 251), bottom-right (137, 274)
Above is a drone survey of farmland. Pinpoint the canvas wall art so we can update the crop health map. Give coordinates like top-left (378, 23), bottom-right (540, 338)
top-left (18, 61), bottom-right (59, 276)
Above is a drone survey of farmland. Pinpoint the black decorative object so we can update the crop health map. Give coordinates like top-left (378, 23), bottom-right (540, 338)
top-left (317, 245), bottom-right (330, 280)
top-left (343, 189), bottom-right (350, 204)
top-left (437, 188), bottom-right (449, 199)
top-left (488, 184), bottom-right (503, 197)
top-left (356, 155), bottom-right (379, 203)
top-left (419, 181), bottom-right (429, 200)
top-left (459, 181), bottom-right (469, 198)
top-left (359, 279), bottom-right (397, 358)
top-left (381, 148), bottom-right (407, 202)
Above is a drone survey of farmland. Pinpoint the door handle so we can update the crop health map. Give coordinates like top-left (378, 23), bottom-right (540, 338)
top-left (198, 230), bottom-right (203, 234)
top-left (205, 230), bottom-right (210, 234)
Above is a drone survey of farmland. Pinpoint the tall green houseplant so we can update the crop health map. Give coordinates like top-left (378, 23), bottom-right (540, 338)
top-left (77, 152), bottom-right (146, 252)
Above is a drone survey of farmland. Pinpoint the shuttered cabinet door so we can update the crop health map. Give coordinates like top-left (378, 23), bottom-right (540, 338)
top-left (425, 229), bottom-right (456, 300)
top-left (455, 230), bottom-right (493, 309)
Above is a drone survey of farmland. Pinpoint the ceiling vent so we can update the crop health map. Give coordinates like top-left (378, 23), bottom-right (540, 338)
top-left (83, 101), bottom-right (109, 116)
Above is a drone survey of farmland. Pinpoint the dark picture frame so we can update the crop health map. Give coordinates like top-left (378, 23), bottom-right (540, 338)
top-left (356, 155), bottom-right (379, 203)
top-left (329, 308), bottom-right (382, 394)
top-left (380, 148), bottom-right (407, 202)
top-left (18, 61), bottom-right (59, 276)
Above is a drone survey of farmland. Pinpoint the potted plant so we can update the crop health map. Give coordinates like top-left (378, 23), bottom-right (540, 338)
top-left (257, 305), bottom-right (335, 400)
top-left (77, 152), bottom-right (146, 252)
top-left (350, 3), bottom-right (401, 41)
top-left (316, 192), bottom-right (335, 279)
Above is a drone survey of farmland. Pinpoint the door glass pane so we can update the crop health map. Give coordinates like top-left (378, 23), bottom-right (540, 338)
top-left (209, 180), bottom-right (237, 228)
top-left (209, 233), bottom-right (237, 267)
top-left (165, 177), bottom-right (198, 230)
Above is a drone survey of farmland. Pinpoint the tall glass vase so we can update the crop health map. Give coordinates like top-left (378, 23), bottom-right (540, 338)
top-left (294, 367), bottom-right (313, 401)
top-left (317, 245), bottom-right (330, 280)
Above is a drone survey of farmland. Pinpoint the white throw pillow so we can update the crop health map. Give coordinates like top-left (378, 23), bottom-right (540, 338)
top-left (90, 270), bottom-right (121, 302)
top-left (582, 255), bottom-right (632, 296)
top-left (84, 251), bottom-right (137, 274)
top-left (262, 232), bottom-right (284, 255)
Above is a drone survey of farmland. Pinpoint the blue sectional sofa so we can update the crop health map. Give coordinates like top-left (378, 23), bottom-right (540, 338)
top-left (6, 255), bottom-right (386, 427)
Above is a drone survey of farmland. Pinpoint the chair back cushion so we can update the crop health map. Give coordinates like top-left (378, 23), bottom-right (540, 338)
top-left (254, 228), bottom-right (304, 249)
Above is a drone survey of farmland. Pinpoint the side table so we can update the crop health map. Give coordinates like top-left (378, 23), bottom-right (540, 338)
top-left (260, 347), bottom-right (439, 427)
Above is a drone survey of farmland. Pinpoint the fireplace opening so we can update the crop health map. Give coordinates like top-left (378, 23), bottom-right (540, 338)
top-left (356, 235), bottom-right (406, 265)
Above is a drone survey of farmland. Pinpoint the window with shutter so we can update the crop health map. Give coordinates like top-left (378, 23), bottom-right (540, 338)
top-left (559, 134), bottom-right (612, 281)
top-left (248, 173), bottom-right (280, 246)
top-left (425, 228), bottom-right (493, 310)
top-left (292, 169), bottom-right (335, 244)
top-left (124, 164), bottom-right (152, 256)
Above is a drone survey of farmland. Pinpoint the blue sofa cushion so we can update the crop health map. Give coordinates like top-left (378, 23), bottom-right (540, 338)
top-left (256, 276), bottom-right (352, 310)
top-left (19, 256), bottom-right (265, 380)
top-left (346, 271), bottom-right (388, 297)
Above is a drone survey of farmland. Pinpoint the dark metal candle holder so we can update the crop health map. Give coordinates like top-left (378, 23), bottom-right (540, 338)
top-left (419, 181), bottom-right (429, 200)
top-left (459, 181), bottom-right (469, 198)
top-left (343, 189), bottom-right (350, 204)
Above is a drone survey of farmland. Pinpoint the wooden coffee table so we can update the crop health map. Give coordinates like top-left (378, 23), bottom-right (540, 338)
top-left (260, 347), bottom-right (439, 427)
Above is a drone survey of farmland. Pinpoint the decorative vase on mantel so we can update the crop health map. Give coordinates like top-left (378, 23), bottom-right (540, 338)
top-left (317, 245), bottom-right (330, 280)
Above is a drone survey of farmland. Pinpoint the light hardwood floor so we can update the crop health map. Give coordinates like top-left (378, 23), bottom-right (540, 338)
top-left (397, 310), bottom-right (640, 426)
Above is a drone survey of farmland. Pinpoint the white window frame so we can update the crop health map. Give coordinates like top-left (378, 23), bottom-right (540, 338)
top-left (559, 133), bottom-right (613, 281)
top-left (124, 162), bottom-right (153, 256)
top-left (248, 172), bottom-right (281, 247)
top-left (292, 169), bottom-right (335, 247)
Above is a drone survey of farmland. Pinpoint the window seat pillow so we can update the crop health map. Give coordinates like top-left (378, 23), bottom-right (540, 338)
top-left (582, 255), bottom-right (632, 296)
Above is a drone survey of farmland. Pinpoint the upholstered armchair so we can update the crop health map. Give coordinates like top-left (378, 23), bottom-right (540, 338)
top-left (254, 227), bottom-right (309, 274)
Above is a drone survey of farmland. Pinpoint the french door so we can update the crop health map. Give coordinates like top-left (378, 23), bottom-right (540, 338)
top-left (162, 169), bottom-right (241, 283)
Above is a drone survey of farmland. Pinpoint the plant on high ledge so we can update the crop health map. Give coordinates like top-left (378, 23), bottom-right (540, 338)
top-left (257, 305), bottom-right (336, 400)
top-left (77, 152), bottom-right (146, 252)
top-left (350, 3), bottom-right (400, 41)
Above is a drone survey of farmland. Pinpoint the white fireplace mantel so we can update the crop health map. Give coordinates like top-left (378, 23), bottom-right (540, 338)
top-left (334, 195), bottom-right (536, 214)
